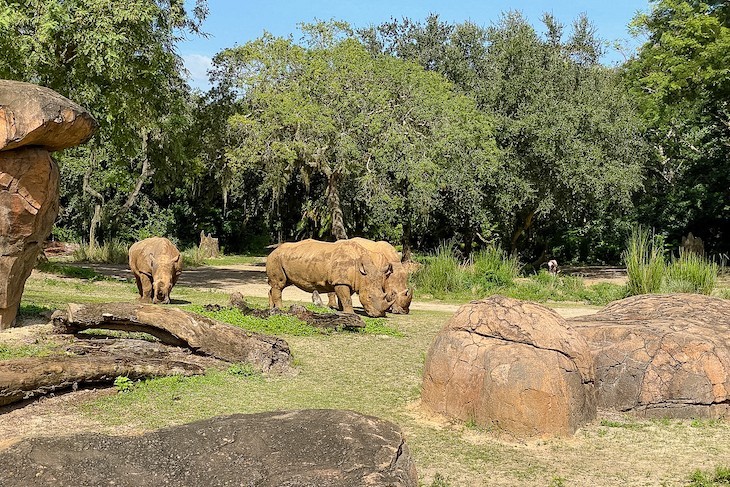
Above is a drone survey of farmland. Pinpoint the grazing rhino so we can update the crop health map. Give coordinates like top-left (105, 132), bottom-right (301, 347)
top-left (324, 237), bottom-right (413, 314)
top-left (129, 237), bottom-right (182, 304)
top-left (267, 239), bottom-right (394, 317)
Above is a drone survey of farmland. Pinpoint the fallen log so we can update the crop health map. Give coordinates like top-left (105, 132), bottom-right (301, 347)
top-left (0, 342), bottom-right (206, 407)
top-left (227, 292), bottom-right (366, 331)
top-left (52, 302), bottom-right (293, 372)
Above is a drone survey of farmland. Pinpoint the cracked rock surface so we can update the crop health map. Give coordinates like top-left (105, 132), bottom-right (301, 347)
top-left (422, 295), bottom-right (596, 438)
top-left (0, 80), bottom-right (96, 328)
top-left (0, 409), bottom-right (418, 487)
top-left (570, 294), bottom-right (730, 418)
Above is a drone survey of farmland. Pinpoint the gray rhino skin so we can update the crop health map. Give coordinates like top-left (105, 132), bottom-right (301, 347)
top-left (267, 239), bottom-right (394, 318)
top-left (129, 237), bottom-right (182, 304)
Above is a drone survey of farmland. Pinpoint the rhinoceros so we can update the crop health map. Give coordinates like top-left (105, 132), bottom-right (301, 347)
top-left (129, 237), bottom-right (182, 304)
top-left (323, 238), bottom-right (413, 314)
top-left (267, 239), bottom-right (394, 317)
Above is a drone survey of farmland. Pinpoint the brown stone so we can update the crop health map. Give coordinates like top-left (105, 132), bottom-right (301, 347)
top-left (422, 295), bottom-right (596, 438)
top-left (0, 80), bottom-right (97, 152)
top-left (0, 148), bottom-right (59, 328)
top-left (570, 294), bottom-right (730, 418)
top-left (0, 81), bottom-right (96, 328)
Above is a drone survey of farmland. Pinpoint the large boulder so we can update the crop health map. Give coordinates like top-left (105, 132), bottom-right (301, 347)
top-left (570, 294), bottom-right (730, 418)
top-left (0, 80), bottom-right (97, 152)
top-left (0, 80), bottom-right (96, 328)
top-left (422, 296), bottom-right (596, 438)
top-left (0, 409), bottom-right (418, 487)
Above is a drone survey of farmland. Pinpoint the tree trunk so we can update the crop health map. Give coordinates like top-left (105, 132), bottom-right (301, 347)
top-left (82, 160), bottom-right (104, 248)
top-left (327, 171), bottom-right (348, 240)
top-left (510, 209), bottom-right (537, 256)
top-left (401, 218), bottom-right (413, 262)
top-left (52, 302), bottom-right (293, 372)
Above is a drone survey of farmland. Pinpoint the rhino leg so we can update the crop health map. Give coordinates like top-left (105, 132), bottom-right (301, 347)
top-left (136, 274), bottom-right (153, 303)
top-left (327, 292), bottom-right (340, 310)
top-left (334, 285), bottom-right (354, 314)
top-left (269, 286), bottom-right (283, 309)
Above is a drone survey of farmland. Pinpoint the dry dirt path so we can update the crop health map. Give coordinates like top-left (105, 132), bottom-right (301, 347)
top-left (88, 262), bottom-right (601, 318)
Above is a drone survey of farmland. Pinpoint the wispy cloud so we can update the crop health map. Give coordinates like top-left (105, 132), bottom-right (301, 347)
top-left (182, 53), bottom-right (213, 91)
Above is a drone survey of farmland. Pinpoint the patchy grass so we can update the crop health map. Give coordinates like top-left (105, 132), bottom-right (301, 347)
top-left (36, 261), bottom-right (105, 280)
top-left (6, 272), bottom-right (730, 486)
top-left (0, 342), bottom-right (59, 359)
top-left (203, 255), bottom-right (266, 266)
top-left (188, 305), bottom-right (404, 337)
top-left (687, 466), bottom-right (730, 486)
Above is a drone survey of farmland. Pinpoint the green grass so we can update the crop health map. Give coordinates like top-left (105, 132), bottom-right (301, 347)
top-left (36, 261), bottom-right (105, 280)
top-left (0, 342), bottom-right (59, 359)
top-left (664, 251), bottom-right (718, 295)
top-left (687, 466), bottom-right (730, 486)
top-left (623, 226), bottom-right (666, 295)
top-left (72, 239), bottom-right (129, 264)
top-left (188, 305), bottom-right (404, 337)
top-left (203, 255), bottom-right (266, 266)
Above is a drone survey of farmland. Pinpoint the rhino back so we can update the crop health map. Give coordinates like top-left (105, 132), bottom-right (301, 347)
top-left (269, 240), bottom-right (362, 293)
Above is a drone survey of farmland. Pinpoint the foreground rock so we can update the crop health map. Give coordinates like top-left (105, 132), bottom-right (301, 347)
top-left (570, 294), bottom-right (730, 418)
top-left (0, 80), bottom-right (97, 328)
top-left (422, 296), bottom-right (596, 438)
top-left (0, 409), bottom-right (418, 487)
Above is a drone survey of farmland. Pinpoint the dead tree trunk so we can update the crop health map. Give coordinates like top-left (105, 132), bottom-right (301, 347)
top-left (327, 171), bottom-right (348, 241)
top-left (52, 303), bottom-right (293, 372)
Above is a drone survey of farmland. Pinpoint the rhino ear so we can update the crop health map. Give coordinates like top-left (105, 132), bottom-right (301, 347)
top-left (384, 263), bottom-right (393, 277)
top-left (173, 253), bottom-right (180, 263)
top-left (359, 260), bottom-right (367, 276)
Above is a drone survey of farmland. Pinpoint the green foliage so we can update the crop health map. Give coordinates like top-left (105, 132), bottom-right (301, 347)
top-left (469, 245), bottom-right (521, 289)
top-left (412, 245), bottom-right (625, 305)
top-left (664, 251), bottom-right (718, 295)
top-left (191, 306), bottom-right (320, 336)
top-left (361, 318), bottom-right (404, 337)
top-left (687, 466), bottom-right (730, 487)
top-left (623, 226), bottom-right (666, 295)
top-left (113, 376), bottom-right (135, 393)
top-left (181, 245), bottom-right (206, 268)
top-left (36, 261), bottom-right (104, 280)
top-left (72, 240), bottom-right (129, 265)
top-left (626, 0), bottom-right (730, 254)
top-left (411, 243), bottom-right (466, 298)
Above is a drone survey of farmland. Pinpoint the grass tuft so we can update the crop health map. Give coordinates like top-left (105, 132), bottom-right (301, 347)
top-left (73, 239), bottom-right (129, 264)
top-left (623, 226), bottom-right (666, 295)
top-left (664, 251), bottom-right (718, 295)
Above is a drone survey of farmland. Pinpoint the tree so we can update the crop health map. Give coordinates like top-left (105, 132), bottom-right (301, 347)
top-left (366, 13), bottom-right (647, 262)
top-left (0, 0), bottom-right (208, 244)
top-left (213, 23), bottom-right (500, 253)
top-left (626, 0), bottom-right (730, 254)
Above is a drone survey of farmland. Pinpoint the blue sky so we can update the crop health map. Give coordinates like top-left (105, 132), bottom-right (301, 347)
top-left (179, 0), bottom-right (651, 90)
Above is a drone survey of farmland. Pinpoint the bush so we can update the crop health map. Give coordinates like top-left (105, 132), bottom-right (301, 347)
top-left (623, 226), bottom-right (666, 295)
top-left (181, 245), bottom-right (206, 267)
top-left (663, 251), bottom-right (718, 295)
top-left (412, 243), bottom-right (467, 298)
top-left (73, 239), bottom-right (129, 264)
top-left (469, 245), bottom-right (521, 289)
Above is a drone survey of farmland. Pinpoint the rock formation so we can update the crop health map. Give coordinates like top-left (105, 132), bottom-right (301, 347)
top-left (570, 294), bottom-right (730, 418)
top-left (0, 410), bottom-right (419, 487)
top-left (0, 80), bottom-right (96, 328)
top-left (422, 295), bottom-right (596, 438)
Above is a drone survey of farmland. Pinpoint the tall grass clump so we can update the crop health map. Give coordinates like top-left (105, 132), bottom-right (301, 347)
top-left (469, 245), bottom-right (521, 289)
top-left (72, 239), bottom-right (129, 264)
top-left (181, 245), bottom-right (206, 267)
top-left (412, 243), bottom-right (466, 298)
top-left (664, 251), bottom-right (718, 295)
top-left (623, 226), bottom-right (666, 295)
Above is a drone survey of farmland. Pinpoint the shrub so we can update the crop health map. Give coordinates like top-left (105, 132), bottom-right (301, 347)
top-left (181, 245), bottom-right (206, 267)
top-left (469, 245), bottom-right (521, 289)
top-left (623, 226), bottom-right (665, 295)
top-left (412, 243), bottom-right (467, 298)
top-left (73, 239), bottom-right (129, 264)
top-left (663, 251), bottom-right (718, 295)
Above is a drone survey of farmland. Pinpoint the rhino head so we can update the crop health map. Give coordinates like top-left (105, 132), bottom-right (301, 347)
top-left (357, 258), bottom-right (395, 318)
top-left (150, 253), bottom-right (181, 304)
top-left (384, 264), bottom-right (413, 314)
